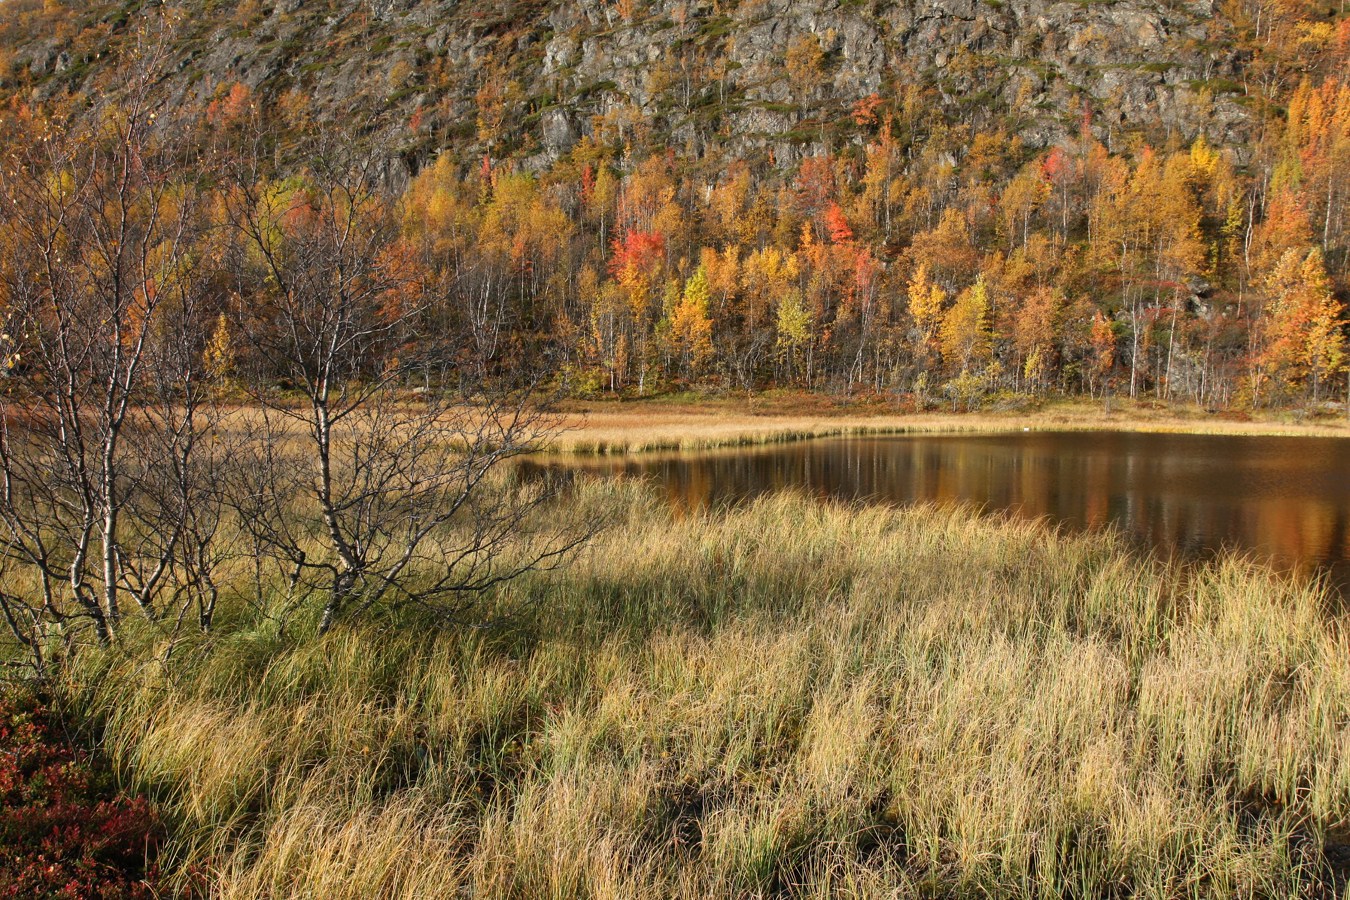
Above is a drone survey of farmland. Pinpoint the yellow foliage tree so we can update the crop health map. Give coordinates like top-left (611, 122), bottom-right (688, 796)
top-left (907, 263), bottom-right (946, 360)
top-left (940, 276), bottom-right (992, 374)
top-left (671, 264), bottom-right (714, 378)
top-left (1260, 246), bottom-right (1345, 401)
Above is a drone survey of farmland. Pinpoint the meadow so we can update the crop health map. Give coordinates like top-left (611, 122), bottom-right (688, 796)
top-left (546, 396), bottom-right (1350, 454)
top-left (43, 477), bottom-right (1350, 898)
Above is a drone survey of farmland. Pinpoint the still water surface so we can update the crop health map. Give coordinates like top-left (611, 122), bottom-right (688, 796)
top-left (553, 431), bottom-right (1350, 591)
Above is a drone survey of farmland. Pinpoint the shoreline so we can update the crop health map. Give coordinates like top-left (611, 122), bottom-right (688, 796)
top-left (546, 396), bottom-right (1350, 454)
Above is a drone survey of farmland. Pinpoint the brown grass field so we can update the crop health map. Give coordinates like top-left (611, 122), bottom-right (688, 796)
top-left (57, 481), bottom-right (1349, 898)
top-left (6, 394), bottom-right (1347, 897)
top-left (546, 395), bottom-right (1350, 454)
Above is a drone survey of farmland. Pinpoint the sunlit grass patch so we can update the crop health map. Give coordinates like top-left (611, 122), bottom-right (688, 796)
top-left (547, 398), bottom-right (1350, 455)
top-left (38, 480), bottom-right (1350, 897)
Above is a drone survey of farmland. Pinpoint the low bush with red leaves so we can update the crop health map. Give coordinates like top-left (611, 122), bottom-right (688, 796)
top-left (0, 692), bottom-right (163, 899)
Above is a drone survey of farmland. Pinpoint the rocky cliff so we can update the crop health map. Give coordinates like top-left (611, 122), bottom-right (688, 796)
top-left (4, 0), bottom-right (1259, 171)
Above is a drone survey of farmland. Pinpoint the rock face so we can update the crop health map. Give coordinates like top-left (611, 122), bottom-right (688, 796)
top-left (2, 0), bottom-right (1254, 167)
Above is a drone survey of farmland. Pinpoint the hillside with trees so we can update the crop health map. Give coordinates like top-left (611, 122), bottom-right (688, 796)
top-left (0, 0), bottom-right (1346, 409)
top-left (4, 5), bottom-right (1350, 897)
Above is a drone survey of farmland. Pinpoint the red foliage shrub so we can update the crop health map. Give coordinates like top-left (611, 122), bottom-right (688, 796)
top-left (0, 693), bottom-right (163, 899)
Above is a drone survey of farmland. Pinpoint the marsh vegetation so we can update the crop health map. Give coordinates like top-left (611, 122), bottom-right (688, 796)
top-left (0, 31), bottom-right (1346, 900)
top-left (35, 481), bottom-right (1350, 898)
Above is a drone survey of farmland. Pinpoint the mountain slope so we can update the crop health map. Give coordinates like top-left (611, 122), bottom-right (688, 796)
top-left (2, 0), bottom-right (1277, 170)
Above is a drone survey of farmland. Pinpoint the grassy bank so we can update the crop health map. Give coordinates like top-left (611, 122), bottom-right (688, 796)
top-left (49, 480), bottom-right (1350, 898)
top-left (548, 396), bottom-right (1350, 454)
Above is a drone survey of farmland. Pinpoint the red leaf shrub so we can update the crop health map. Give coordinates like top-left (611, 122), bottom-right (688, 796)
top-left (0, 693), bottom-right (163, 899)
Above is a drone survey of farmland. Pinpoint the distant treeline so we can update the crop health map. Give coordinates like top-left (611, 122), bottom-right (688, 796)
top-left (0, 21), bottom-right (1347, 409)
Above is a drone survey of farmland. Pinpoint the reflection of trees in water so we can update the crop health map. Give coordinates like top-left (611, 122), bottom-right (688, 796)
top-left (555, 433), bottom-right (1350, 591)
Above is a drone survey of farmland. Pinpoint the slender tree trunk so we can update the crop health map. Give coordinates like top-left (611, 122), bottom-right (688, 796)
top-left (1129, 296), bottom-right (1140, 400)
top-left (319, 570), bottom-right (358, 635)
top-left (1164, 303), bottom-right (1178, 401)
top-left (100, 431), bottom-right (121, 625)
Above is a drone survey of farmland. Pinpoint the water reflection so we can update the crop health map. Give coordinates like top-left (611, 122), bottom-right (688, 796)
top-left (541, 432), bottom-right (1350, 591)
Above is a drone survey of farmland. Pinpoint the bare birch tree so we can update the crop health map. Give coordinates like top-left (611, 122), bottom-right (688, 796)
top-left (0, 90), bottom-right (221, 662)
top-left (222, 137), bottom-right (590, 634)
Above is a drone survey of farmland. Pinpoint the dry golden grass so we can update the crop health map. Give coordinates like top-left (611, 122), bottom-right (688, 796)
top-left (52, 480), bottom-right (1350, 898)
top-left (547, 397), bottom-right (1350, 454)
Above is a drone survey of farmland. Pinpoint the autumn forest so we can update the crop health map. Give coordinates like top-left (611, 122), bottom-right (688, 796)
top-left (1, 0), bottom-right (1347, 412)
top-left (2, 0), bottom-right (1350, 896)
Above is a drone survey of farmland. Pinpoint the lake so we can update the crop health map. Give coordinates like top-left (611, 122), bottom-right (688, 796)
top-left (543, 430), bottom-right (1350, 592)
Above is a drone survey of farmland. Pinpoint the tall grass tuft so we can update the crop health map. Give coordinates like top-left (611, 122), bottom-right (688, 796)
top-left (49, 478), bottom-right (1350, 897)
